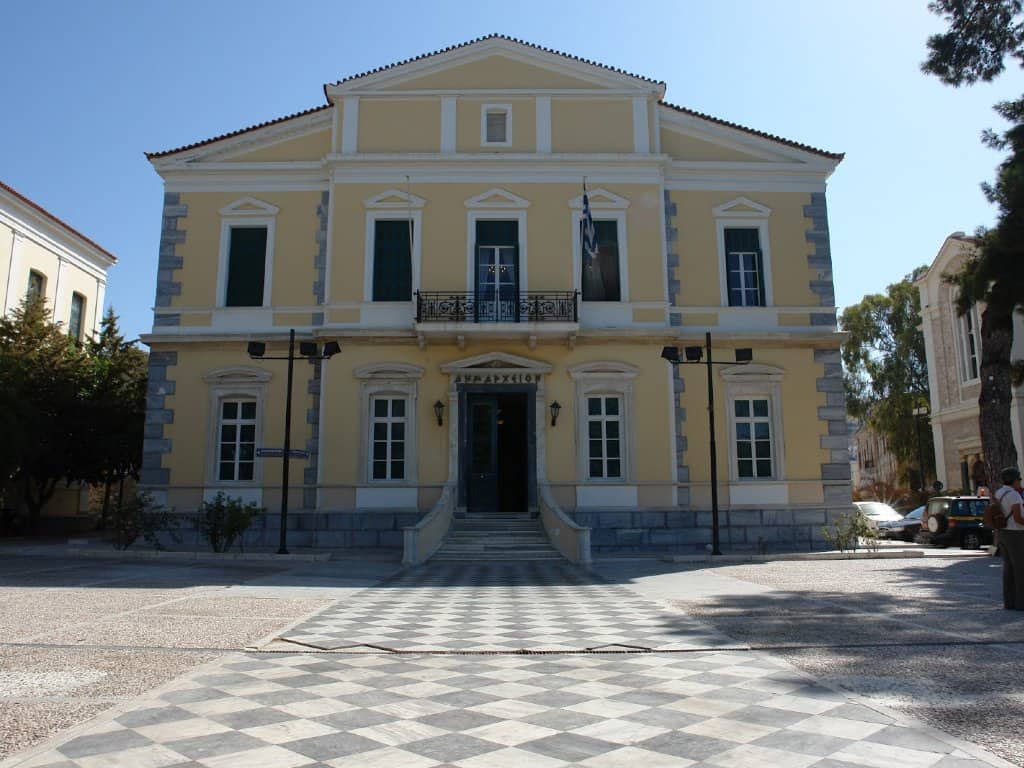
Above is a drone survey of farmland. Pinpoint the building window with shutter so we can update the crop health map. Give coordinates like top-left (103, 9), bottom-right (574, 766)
top-left (481, 104), bottom-right (512, 146)
top-left (372, 220), bottom-right (413, 301)
top-left (958, 303), bottom-right (981, 382)
top-left (581, 219), bottom-right (621, 302)
top-left (69, 292), bottom-right (85, 340)
top-left (224, 226), bottom-right (269, 307)
top-left (217, 399), bottom-right (257, 482)
top-left (724, 227), bottom-right (765, 307)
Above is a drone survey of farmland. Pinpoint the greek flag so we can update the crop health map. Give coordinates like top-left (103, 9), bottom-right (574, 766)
top-left (582, 184), bottom-right (598, 262)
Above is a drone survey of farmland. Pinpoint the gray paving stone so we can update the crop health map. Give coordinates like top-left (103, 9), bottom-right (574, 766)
top-left (520, 732), bottom-right (618, 761)
top-left (165, 731), bottom-right (264, 759)
top-left (58, 729), bottom-right (152, 758)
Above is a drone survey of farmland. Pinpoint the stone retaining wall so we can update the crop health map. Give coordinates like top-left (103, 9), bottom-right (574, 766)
top-left (570, 507), bottom-right (850, 554)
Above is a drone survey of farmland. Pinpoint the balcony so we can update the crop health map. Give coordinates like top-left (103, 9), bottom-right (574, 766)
top-left (415, 291), bottom-right (579, 324)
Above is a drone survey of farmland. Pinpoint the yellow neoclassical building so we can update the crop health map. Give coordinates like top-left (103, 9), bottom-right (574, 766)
top-left (141, 36), bottom-right (849, 559)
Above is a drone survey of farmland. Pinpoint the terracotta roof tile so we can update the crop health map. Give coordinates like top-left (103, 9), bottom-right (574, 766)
top-left (145, 104), bottom-right (330, 160)
top-left (0, 180), bottom-right (117, 263)
top-left (327, 33), bottom-right (665, 89)
top-left (659, 100), bottom-right (844, 161)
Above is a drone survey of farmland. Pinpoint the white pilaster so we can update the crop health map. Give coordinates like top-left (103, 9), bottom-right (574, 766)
top-left (536, 96), bottom-right (551, 153)
top-left (441, 96), bottom-right (456, 154)
top-left (632, 96), bottom-right (650, 154)
top-left (341, 97), bottom-right (359, 156)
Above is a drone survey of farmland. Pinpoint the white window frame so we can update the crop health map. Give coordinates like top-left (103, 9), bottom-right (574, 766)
top-left (571, 210), bottom-right (629, 303)
top-left (368, 395), bottom-right (410, 482)
top-left (731, 395), bottom-right (775, 480)
top-left (465, 209), bottom-right (528, 294)
top-left (363, 209), bottom-right (423, 303)
top-left (584, 394), bottom-right (626, 480)
top-left (68, 291), bottom-right (85, 340)
top-left (568, 361), bottom-right (638, 484)
top-left (955, 302), bottom-right (982, 385)
top-left (27, 269), bottom-right (46, 301)
top-left (713, 197), bottom-right (773, 308)
top-left (203, 367), bottom-right (271, 488)
top-left (721, 364), bottom-right (786, 482)
top-left (216, 198), bottom-right (279, 309)
top-left (481, 104), bottom-right (512, 147)
top-left (355, 363), bottom-right (423, 484)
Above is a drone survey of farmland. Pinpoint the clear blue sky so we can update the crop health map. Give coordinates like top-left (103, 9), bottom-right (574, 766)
top-left (2, 0), bottom-right (1022, 340)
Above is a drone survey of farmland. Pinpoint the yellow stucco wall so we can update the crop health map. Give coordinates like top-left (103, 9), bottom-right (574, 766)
top-left (222, 127), bottom-right (331, 162)
top-left (174, 191), bottom-right (322, 309)
top-left (328, 183), bottom-right (664, 302)
top-left (551, 99), bottom-right (634, 153)
top-left (359, 99), bottom-right (440, 153)
top-left (456, 98), bottom-right (536, 153)
top-left (670, 190), bottom-right (817, 308)
top-left (0, 223), bottom-right (13, 311)
top-left (380, 55), bottom-right (604, 91)
top-left (660, 128), bottom-right (773, 162)
top-left (677, 346), bottom-right (829, 493)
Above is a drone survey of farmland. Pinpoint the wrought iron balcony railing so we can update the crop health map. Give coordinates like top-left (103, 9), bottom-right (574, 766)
top-left (415, 291), bottom-right (579, 323)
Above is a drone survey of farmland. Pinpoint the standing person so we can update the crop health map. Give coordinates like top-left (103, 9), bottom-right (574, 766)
top-left (995, 467), bottom-right (1024, 610)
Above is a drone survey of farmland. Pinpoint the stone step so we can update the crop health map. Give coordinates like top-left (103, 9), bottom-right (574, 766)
top-left (430, 515), bottom-right (564, 562)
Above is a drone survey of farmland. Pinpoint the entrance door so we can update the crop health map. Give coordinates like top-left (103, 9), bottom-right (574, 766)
top-left (465, 392), bottom-right (530, 514)
top-left (475, 220), bottom-right (519, 322)
top-left (467, 396), bottom-right (499, 513)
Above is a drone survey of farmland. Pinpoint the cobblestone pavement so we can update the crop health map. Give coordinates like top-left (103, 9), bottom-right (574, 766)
top-left (3, 560), bottom-right (1008, 768)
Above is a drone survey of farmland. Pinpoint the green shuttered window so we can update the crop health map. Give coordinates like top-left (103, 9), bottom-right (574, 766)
top-left (69, 292), bottom-right (85, 340)
top-left (372, 220), bottom-right (413, 302)
top-left (724, 227), bottom-right (765, 307)
top-left (225, 226), bottom-right (268, 307)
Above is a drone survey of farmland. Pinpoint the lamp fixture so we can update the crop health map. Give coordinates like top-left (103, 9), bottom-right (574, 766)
top-left (684, 346), bottom-right (703, 362)
top-left (660, 346), bottom-right (680, 364)
top-left (433, 400), bottom-right (445, 426)
top-left (322, 341), bottom-right (341, 358)
top-left (735, 348), bottom-right (753, 363)
top-left (549, 401), bottom-right (562, 427)
top-left (298, 341), bottom-right (318, 357)
top-left (246, 341), bottom-right (266, 359)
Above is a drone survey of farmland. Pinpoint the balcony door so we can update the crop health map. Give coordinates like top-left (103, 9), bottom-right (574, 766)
top-left (475, 220), bottom-right (519, 322)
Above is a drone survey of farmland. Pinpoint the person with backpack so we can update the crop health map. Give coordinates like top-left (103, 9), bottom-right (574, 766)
top-left (994, 467), bottom-right (1024, 610)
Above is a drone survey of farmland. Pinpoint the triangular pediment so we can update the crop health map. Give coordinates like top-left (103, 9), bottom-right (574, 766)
top-left (365, 189), bottom-right (426, 209)
top-left (568, 188), bottom-right (630, 210)
top-left (712, 197), bottom-right (772, 218)
top-left (327, 37), bottom-right (664, 97)
top-left (465, 188), bottom-right (530, 209)
top-left (441, 351), bottom-right (552, 374)
top-left (218, 197), bottom-right (280, 217)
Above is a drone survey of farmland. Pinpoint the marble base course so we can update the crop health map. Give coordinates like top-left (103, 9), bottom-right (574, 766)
top-left (150, 507), bottom-right (845, 554)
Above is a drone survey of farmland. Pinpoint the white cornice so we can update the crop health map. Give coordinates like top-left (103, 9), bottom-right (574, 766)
top-left (0, 200), bottom-right (115, 277)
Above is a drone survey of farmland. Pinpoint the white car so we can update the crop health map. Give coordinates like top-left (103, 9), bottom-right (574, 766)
top-left (853, 501), bottom-right (904, 528)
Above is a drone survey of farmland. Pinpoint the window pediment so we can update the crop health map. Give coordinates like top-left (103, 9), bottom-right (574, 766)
top-left (712, 197), bottom-right (771, 219)
top-left (441, 351), bottom-right (551, 374)
top-left (720, 363), bottom-right (784, 382)
top-left (364, 189), bottom-right (426, 209)
top-left (218, 197), bottom-right (280, 217)
top-left (203, 366), bottom-right (272, 384)
top-left (354, 362), bottom-right (425, 380)
top-left (568, 188), bottom-right (630, 210)
top-left (568, 361), bottom-right (639, 380)
top-left (464, 188), bottom-right (530, 209)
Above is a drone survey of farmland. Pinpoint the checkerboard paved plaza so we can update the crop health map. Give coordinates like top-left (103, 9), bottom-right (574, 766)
top-left (7, 562), bottom-right (1001, 768)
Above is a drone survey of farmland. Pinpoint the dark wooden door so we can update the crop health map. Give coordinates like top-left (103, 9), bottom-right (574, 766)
top-left (467, 396), bottom-right (499, 513)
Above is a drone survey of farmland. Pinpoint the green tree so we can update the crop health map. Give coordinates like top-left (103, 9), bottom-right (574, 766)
top-left (841, 268), bottom-right (934, 485)
top-left (0, 295), bottom-right (89, 524)
top-left (923, 0), bottom-right (1024, 476)
top-left (80, 308), bottom-right (148, 526)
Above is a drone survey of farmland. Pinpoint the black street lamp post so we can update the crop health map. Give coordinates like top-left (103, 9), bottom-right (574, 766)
top-left (248, 329), bottom-right (340, 555)
top-left (662, 332), bottom-right (752, 556)
top-left (912, 405), bottom-right (929, 493)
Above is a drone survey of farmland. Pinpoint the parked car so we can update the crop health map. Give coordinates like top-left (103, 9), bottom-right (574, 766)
top-left (916, 496), bottom-right (992, 549)
top-left (877, 505), bottom-right (924, 541)
top-left (853, 501), bottom-right (904, 529)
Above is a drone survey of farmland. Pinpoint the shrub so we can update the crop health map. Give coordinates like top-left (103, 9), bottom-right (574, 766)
top-left (198, 493), bottom-right (263, 553)
top-left (111, 491), bottom-right (179, 550)
top-left (822, 507), bottom-right (879, 553)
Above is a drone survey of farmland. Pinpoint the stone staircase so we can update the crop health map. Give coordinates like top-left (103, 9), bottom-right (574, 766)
top-left (430, 513), bottom-right (564, 561)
